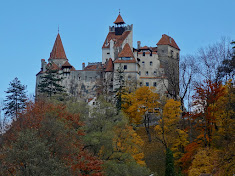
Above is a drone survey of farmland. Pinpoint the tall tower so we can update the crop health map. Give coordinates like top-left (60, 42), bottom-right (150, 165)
top-left (48, 33), bottom-right (68, 67)
top-left (102, 13), bottom-right (133, 64)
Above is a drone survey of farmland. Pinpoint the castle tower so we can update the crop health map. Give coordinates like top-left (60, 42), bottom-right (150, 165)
top-left (48, 33), bottom-right (68, 67)
top-left (102, 13), bottom-right (133, 64)
top-left (157, 34), bottom-right (180, 99)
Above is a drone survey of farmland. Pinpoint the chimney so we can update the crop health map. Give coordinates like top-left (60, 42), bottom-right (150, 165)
top-left (41, 59), bottom-right (46, 72)
top-left (137, 41), bottom-right (141, 49)
top-left (82, 63), bottom-right (85, 70)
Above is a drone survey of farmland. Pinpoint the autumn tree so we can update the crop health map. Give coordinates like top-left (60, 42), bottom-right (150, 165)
top-left (0, 100), bottom-right (103, 176)
top-left (84, 99), bottom-right (151, 175)
top-left (2, 77), bottom-right (27, 120)
top-left (122, 86), bottom-right (160, 142)
top-left (154, 99), bottom-right (188, 174)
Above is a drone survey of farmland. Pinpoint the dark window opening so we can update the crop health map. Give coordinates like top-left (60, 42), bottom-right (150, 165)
top-left (153, 82), bottom-right (157, 87)
top-left (143, 52), bottom-right (145, 56)
top-left (150, 61), bottom-right (153, 66)
top-left (124, 65), bottom-right (127, 70)
top-left (146, 71), bottom-right (148, 76)
top-left (146, 82), bottom-right (149, 86)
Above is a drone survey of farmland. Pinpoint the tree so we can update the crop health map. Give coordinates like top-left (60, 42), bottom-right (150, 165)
top-left (38, 63), bottom-right (65, 97)
top-left (217, 41), bottom-right (235, 81)
top-left (122, 86), bottom-right (160, 142)
top-left (84, 99), bottom-right (151, 175)
top-left (0, 100), bottom-right (104, 176)
top-left (115, 64), bottom-right (125, 112)
top-left (2, 77), bottom-right (27, 120)
top-left (154, 99), bottom-right (188, 173)
top-left (165, 148), bottom-right (175, 176)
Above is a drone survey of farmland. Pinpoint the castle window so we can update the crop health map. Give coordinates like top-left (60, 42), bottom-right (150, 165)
top-left (150, 52), bottom-right (152, 56)
top-left (142, 61), bottom-right (145, 66)
top-left (107, 52), bottom-right (110, 54)
top-left (177, 53), bottom-right (179, 59)
top-left (162, 49), bottom-right (164, 53)
top-left (124, 65), bottom-right (127, 70)
top-left (150, 61), bottom-right (153, 66)
top-left (171, 50), bottom-right (173, 57)
top-left (143, 52), bottom-right (145, 56)
top-left (140, 82), bottom-right (142, 86)
top-left (139, 71), bottom-right (141, 75)
top-left (153, 82), bottom-right (157, 87)
top-left (146, 82), bottom-right (149, 86)
top-left (146, 71), bottom-right (148, 76)
top-left (78, 77), bottom-right (81, 80)
top-left (153, 71), bottom-right (157, 76)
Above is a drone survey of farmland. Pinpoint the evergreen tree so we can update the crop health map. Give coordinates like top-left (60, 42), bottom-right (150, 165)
top-left (165, 148), bottom-right (175, 176)
top-left (115, 64), bottom-right (125, 112)
top-left (3, 77), bottom-right (27, 120)
top-left (38, 63), bottom-right (65, 97)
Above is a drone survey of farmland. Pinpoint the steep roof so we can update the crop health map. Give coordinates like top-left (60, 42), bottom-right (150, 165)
top-left (62, 61), bottom-right (72, 67)
top-left (47, 62), bottom-right (60, 71)
top-left (118, 43), bottom-right (134, 58)
top-left (114, 14), bottom-right (125, 24)
top-left (157, 34), bottom-right (180, 50)
top-left (102, 31), bottom-right (131, 48)
top-left (114, 43), bottom-right (136, 63)
top-left (49, 33), bottom-right (67, 60)
top-left (105, 58), bottom-right (114, 72)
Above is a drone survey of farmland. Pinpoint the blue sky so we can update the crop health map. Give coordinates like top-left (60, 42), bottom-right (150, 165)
top-left (0, 0), bottom-right (234, 100)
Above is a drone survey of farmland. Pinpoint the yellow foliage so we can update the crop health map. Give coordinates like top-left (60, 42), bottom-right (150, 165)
top-left (188, 148), bottom-right (218, 176)
top-left (113, 125), bottom-right (146, 166)
top-left (99, 123), bottom-right (146, 166)
top-left (122, 86), bottom-right (160, 124)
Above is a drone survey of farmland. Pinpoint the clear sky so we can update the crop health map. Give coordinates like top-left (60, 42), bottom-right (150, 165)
top-left (0, 0), bottom-right (234, 100)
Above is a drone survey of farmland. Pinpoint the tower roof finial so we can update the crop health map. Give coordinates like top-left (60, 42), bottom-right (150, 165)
top-left (119, 9), bottom-right (120, 14)
top-left (58, 25), bottom-right (60, 34)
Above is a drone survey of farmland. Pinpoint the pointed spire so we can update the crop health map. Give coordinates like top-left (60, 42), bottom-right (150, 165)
top-left (114, 13), bottom-right (125, 24)
top-left (118, 43), bottom-right (134, 58)
top-left (49, 33), bottom-right (67, 60)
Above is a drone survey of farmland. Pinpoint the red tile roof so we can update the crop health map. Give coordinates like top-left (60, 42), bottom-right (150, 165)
top-left (47, 62), bottom-right (59, 71)
top-left (140, 46), bottom-right (149, 50)
top-left (118, 43), bottom-right (134, 58)
top-left (71, 66), bottom-right (76, 71)
top-left (114, 14), bottom-right (125, 24)
top-left (62, 61), bottom-right (72, 67)
top-left (102, 31), bottom-right (131, 48)
top-left (105, 58), bottom-right (114, 72)
top-left (49, 33), bottom-right (68, 60)
top-left (157, 34), bottom-right (180, 50)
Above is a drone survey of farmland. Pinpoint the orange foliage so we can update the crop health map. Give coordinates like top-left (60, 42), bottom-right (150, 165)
top-left (2, 100), bottom-right (104, 176)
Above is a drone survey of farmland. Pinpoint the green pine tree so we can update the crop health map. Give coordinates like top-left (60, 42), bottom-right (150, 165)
top-left (165, 148), bottom-right (175, 176)
top-left (115, 64), bottom-right (125, 112)
top-left (3, 77), bottom-right (27, 120)
top-left (38, 63), bottom-right (65, 97)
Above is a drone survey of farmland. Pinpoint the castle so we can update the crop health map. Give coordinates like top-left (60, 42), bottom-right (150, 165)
top-left (36, 13), bottom-right (180, 100)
